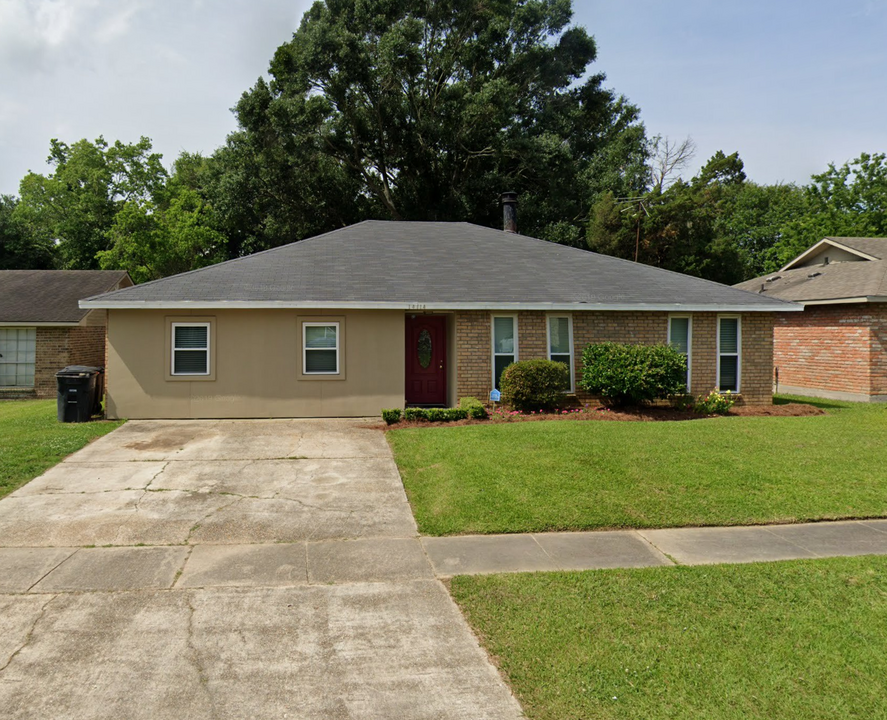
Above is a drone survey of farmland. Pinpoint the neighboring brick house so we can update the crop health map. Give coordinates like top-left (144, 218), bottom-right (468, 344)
top-left (735, 237), bottom-right (887, 402)
top-left (0, 270), bottom-right (133, 399)
top-left (81, 213), bottom-right (796, 419)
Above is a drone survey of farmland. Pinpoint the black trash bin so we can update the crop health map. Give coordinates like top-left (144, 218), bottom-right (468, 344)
top-left (56, 366), bottom-right (104, 422)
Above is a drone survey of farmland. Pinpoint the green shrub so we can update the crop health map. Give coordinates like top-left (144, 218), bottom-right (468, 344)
top-left (404, 407), bottom-right (426, 421)
top-left (580, 342), bottom-right (687, 406)
top-left (403, 407), bottom-right (469, 422)
top-left (459, 396), bottom-right (489, 420)
top-left (694, 390), bottom-right (735, 415)
top-left (381, 408), bottom-right (402, 425)
top-left (499, 359), bottom-right (570, 412)
top-left (426, 408), bottom-right (447, 422)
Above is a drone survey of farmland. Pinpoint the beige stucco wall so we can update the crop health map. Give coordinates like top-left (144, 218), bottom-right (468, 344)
top-left (106, 309), bottom-right (405, 419)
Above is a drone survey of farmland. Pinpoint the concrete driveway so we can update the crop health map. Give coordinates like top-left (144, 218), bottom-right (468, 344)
top-left (0, 419), bottom-right (523, 719)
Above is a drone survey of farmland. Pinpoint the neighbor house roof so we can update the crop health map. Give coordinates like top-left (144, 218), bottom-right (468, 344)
top-left (735, 237), bottom-right (887, 304)
top-left (82, 221), bottom-right (798, 312)
top-left (0, 270), bottom-right (132, 324)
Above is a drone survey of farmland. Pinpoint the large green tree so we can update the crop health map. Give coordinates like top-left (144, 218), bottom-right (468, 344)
top-left (15, 137), bottom-right (167, 269)
top-left (214, 0), bottom-right (647, 252)
top-left (766, 152), bottom-right (887, 270)
top-left (587, 151), bottom-right (748, 285)
top-left (0, 195), bottom-right (55, 269)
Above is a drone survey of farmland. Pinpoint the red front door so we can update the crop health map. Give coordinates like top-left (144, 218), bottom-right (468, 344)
top-left (405, 315), bottom-right (447, 405)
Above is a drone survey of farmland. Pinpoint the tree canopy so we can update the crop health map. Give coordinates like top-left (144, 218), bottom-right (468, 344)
top-left (214, 0), bottom-right (647, 251)
top-left (3, 1), bottom-right (887, 285)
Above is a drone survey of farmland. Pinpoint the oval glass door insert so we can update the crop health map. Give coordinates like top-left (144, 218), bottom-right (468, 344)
top-left (418, 329), bottom-right (432, 368)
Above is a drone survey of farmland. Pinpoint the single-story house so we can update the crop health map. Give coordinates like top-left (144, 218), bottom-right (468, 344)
top-left (735, 236), bottom-right (887, 402)
top-left (81, 217), bottom-right (798, 419)
top-left (0, 270), bottom-right (132, 398)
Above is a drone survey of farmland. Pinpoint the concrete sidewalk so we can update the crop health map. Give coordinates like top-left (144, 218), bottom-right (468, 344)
top-left (421, 519), bottom-right (887, 576)
top-left (3, 519), bottom-right (886, 595)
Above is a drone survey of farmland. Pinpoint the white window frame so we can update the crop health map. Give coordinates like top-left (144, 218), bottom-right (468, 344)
top-left (170, 322), bottom-right (211, 376)
top-left (667, 314), bottom-right (693, 392)
top-left (0, 327), bottom-right (36, 388)
top-left (491, 314), bottom-right (518, 390)
top-left (716, 315), bottom-right (741, 393)
top-left (546, 315), bottom-right (574, 393)
top-left (303, 321), bottom-right (340, 375)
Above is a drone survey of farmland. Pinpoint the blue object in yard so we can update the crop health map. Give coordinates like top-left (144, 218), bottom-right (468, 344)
top-left (489, 389), bottom-right (501, 402)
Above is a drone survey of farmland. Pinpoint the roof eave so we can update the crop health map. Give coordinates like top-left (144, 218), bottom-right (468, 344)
top-left (80, 299), bottom-right (803, 312)
top-left (0, 320), bottom-right (83, 327)
top-left (796, 295), bottom-right (887, 305)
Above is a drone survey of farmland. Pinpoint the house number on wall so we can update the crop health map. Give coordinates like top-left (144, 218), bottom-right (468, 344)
top-left (408, 303), bottom-right (427, 310)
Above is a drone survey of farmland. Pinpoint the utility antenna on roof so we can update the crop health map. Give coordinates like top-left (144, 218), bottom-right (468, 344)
top-left (615, 196), bottom-right (650, 262)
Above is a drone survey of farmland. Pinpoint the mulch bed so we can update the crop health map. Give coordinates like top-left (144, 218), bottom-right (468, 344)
top-left (372, 402), bottom-right (824, 430)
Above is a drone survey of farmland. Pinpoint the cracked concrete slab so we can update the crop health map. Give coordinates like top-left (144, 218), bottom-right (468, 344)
top-left (12, 462), bottom-right (167, 496)
top-left (0, 585), bottom-right (523, 720)
top-left (190, 494), bottom-right (418, 544)
top-left (0, 590), bottom-right (211, 720)
top-left (0, 489), bottom-right (239, 547)
top-left (0, 595), bottom-right (57, 671)
top-left (0, 418), bottom-right (523, 719)
top-left (0, 548), bottom-right (76, 593)
top-left (32, 547), bottom-right (190, 592)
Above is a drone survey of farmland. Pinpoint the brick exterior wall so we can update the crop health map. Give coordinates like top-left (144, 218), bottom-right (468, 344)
top-left (774, 303), bottom-right (887, 398)
top-left (454, 310), bottom-right (775, 406)
top-left (34, 327), bottom-right (70, 398)
top-left (31, 325), bottom-right (107, 399)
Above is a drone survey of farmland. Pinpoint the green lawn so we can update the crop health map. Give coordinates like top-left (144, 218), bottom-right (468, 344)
top-left (388, 397), bottom-right (887, 535)
top-left (0, 400), bottom-right (123, 500)
top-left (451, 557), bottom-right (887, 720)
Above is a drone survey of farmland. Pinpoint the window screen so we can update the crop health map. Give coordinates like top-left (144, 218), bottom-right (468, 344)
top-left (547, 316), bottom-right (573, 391)
top-left (718, 317), bottom-right (740, 392)
top-left (492, 316), bottom-right (516, 390)
top-left (172, 324), bottom-right (209, 375)
top-left (304, 323), bottom-right (339, 374)
top-left (0, 328), bottom-right (36, 387)
top-left (669, 316), bottom-right (691, 390)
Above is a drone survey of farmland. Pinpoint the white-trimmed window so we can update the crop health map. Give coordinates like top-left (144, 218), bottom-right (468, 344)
top-left (492, 315), bottom-right (517, 390)
top-left (303, 322), bottom-right (340, 374)
top-left (547, 315), bottom-right (574, 392)
top-left (171, 323), bottom-right (210, 376)
top-left (0, 327), bottom-right (36, 388)
top-left (668, 315), bottom-right (692, 392)
top-left (717, 316), bottom-right (741, 392)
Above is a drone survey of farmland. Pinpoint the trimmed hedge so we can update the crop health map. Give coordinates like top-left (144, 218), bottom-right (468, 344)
top-left (499, 359), bottom-right (570, 412)
top-left (381, 408), bottom-right (403, 425)
top-left (459, 396), bottom-right (489, 420)
top-left (400, 407), bottom-right (469, 423)
top-left (580, 342), bottom-right (687, 406)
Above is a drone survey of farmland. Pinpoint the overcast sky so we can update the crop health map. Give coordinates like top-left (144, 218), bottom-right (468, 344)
top-left (1, 0), bottom-right (886, 196)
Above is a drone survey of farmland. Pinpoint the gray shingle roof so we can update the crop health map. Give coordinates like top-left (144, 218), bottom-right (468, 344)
top-left (736, 238), bottom-right (887, 302)
top-left (0, 270), bottom-right (131, 323)
top-left (83, 221), bottom-right (796, 311)
top-left (819, 237), bottom-right (887, 260)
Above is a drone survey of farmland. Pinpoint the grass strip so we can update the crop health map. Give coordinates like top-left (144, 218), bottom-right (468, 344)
top-left (451, 556), bottom-right (887, 720)
top-left (0, 399), bottom-right (123, 499)
top-left (389, 397), bottom-right (887, 535)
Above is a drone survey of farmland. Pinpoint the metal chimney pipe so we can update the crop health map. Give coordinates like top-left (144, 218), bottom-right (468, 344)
top-left (500, 192), bottom-right (518, 233)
